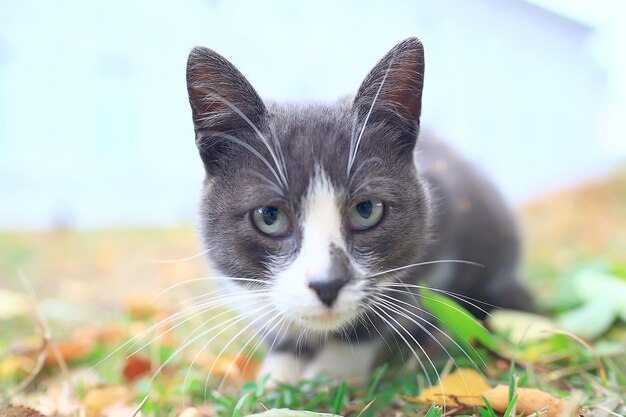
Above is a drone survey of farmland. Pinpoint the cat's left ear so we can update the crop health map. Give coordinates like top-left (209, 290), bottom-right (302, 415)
top-left (186, 47), bottom-right (268, 175)
top-left (353, 37), bottom-right (425, 137)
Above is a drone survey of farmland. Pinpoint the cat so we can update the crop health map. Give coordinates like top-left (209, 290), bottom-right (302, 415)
top-left (185, 37), bottom-right (532, 384)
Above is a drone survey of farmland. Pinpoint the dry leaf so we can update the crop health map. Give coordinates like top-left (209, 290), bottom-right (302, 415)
top-left (205, 353), bottom-right (260, 384)
top-left (401, 368), bottom-right (490, 406)
top-left (83, 386), bottom-right (132, 417)
top-left (179, 408), bottom-right (203, 417)
top-left (0, 356), bottom-right (32, 379)
top-left (483, 385), bottom-right (568, 417)
top-left (102, 404), bottom-right (142, 417)
top-left (127, 297), bottom-right (168, 320)
top-left (487, 310), bottom-right (558, 343)
top-left (45, 337), bottom-right (94, 365)
top-left (0, 288), bottom-right (30, 320)
top-left (1, 404), bottom-right (47, 417)
top-left (123, 355), bottom-right (152, 382)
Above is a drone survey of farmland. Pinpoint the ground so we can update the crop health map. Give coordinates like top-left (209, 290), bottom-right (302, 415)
top-left (0, 168), bottom-right (625, 416)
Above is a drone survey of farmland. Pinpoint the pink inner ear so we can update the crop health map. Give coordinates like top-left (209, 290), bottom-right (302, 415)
top-left (384, 55), bottom-right (424, 121)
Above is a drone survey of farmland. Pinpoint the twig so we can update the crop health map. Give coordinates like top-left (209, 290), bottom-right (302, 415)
top-left (6, 337), bottom-right (48, 399)
top-left (8, 270), bottom-right (74, 398)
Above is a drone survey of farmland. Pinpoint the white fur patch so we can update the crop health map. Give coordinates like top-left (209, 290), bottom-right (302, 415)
top-left (302, 340), bottom-right (381, 383)
top-left (271, 168), bottom-right (366, 332)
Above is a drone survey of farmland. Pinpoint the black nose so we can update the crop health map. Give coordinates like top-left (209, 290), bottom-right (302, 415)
top-left (308, 279), bottom-right (347, 307)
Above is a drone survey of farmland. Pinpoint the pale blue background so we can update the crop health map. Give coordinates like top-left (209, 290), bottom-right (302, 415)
top-left (1, 0), bottom-right (624, 228)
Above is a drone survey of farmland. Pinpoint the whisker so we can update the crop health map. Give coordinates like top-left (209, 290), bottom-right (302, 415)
top-left (269, 122), bottom-right (288, 185)
top-left (377, 293), bottom-right (485, 369)
top-left (367, 259), bottom-right (484, 279)
top-left (202, 308), bottom-right (278, 403)
top-left (151, 303), bottom-right (272, 386)
top-left (347, 56), bottom-right (395, 177)
top-left (381, 284), bottom-right (492, 320)
top-left (127, 293), bottom-right (270, 359)
top-left (141, 247), bottom-right (213, 264)
top-left (150, 276), bottom-right (267, 303)
top-left (216, 312), bottom-right (287, 392)
top-left (373, 300), bottom-right (453, 410)
top-left (347, 156), bottom-right (383, 188)
top-left (205, 93), bottom-right (288, 189)
top-left (89, 290), bottom-right (269, 371)
top-left (368, 301), bottom-right (434, 388)
top-left (381, 282), bottom-right (494, 317)
top-left (376, 297), bottom-right (476, 410)
top-left (203, 130), bottom-right (286, 193)
top-left (181, 302), bottom-right (272, 405)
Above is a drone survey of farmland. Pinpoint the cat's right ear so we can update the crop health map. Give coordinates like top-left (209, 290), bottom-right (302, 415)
top-left (186, 47), bottom-right (267, 174)
top-left (352, 37), bottom-right (425, 137)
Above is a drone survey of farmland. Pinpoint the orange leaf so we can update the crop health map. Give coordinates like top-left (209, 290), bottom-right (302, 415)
top-left (45, 337), bottom-right (94, 365)
top-left (483, 385), bottom-right (570, 417)
top-left (204, 353), bottom-right (260, 384)
top-left (123, 355), bottom-right (152, 383)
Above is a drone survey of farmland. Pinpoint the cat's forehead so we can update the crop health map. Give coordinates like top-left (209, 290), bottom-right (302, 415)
top-left (266, 102), bottom-right (354, 194)
top-left (227, 101), bottom-right (408, 208)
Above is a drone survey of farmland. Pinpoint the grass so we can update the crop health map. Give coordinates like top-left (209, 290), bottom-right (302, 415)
top-left (1, 167), bottom-right (625, 416)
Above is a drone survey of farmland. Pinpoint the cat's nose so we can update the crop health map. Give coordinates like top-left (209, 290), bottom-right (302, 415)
top-left (308, 279), bottom-right (347, 307)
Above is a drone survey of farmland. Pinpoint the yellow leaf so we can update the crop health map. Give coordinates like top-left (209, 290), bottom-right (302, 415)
top-left (402, 368), bottom-right (490, 406)
top-left (487, 310), bottom-right (558, 344)
top-left (83, 386), bottom-right (132, 417)
top-left (0, 288), bottom-right (30, 320)
top-left (483, 385), bottom-right (570, 417)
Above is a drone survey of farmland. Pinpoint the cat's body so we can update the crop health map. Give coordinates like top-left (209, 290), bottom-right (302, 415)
top-left (186, 38), bottom-right (532, 384)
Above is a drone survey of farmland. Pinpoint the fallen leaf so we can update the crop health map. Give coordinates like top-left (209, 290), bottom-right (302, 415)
top-left (102, 404), bottom-right (142, 417)
top-left (127, 297), bottom-right (168, 320)
top-left (178, 407), bottom-right (206, 417)
top-left (83, 386), bottom-right (132, 417)
top-left (482, 385), bottom-right (569, 417)
top-left (123, 355), bottom-right (152, 382)
top-left (401, 368), bottom-right (490, 406)
top-left (557, 300), bottom-right (616, 339)
top-left (1, 404), bottom-right (47, 417)
top-left (97, 324), bottom-right (128, 345)
top-left (0, 355), bottom-right (32, 379)
top-left (179, 408), bottom-right (202, 417)
top-left (44, 337), bottom-right (95, 365)
top-left (0, 288), bottom-right (30, 320)
top-left (205, 352), bottom-right (260, 384)
top-left (487, 310), bottom-right (558, 343)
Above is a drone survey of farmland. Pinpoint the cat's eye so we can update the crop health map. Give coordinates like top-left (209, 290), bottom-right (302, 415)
top-left (349, 199), bottom-right (384, 231)
top-left (251, 206), bottom-right (292, 237)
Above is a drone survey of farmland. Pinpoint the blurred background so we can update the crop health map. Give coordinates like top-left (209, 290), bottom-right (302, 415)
top-left (0, 0), bottom-right (625, 309)
top-left (1, 2), bottom-right (626, 409)
top-left (0, 0), bottom-right (625, 229)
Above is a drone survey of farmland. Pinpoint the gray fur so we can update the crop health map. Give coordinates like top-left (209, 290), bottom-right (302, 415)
top-left (186, 37), bottom-right (532, 379)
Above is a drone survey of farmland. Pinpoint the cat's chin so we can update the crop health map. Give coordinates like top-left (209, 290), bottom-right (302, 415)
top-left (297, 309), bottom-right (356, 331)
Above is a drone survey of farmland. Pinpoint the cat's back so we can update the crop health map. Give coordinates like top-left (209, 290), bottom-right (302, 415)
top-left (413, 131), bottom-right (527, 311)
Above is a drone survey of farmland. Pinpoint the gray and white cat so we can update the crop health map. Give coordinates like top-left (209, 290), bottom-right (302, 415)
top-left (186, 37), bottom-right (532, 384)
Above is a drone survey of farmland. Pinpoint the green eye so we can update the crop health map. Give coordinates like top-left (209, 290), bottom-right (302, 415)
top-left (251, 206), bottom-right (291, 237)
top-left (350, 199), bottom-right (384, 231)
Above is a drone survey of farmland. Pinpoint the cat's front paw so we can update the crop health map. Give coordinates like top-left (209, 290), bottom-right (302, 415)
top-left (257, 352), bottom-right (305, 387)
top-left (301, 341), bottom-right (380, 385)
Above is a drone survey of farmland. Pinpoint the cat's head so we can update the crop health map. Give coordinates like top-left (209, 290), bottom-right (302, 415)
top-left (186, 38), bottom-right (431, 332)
